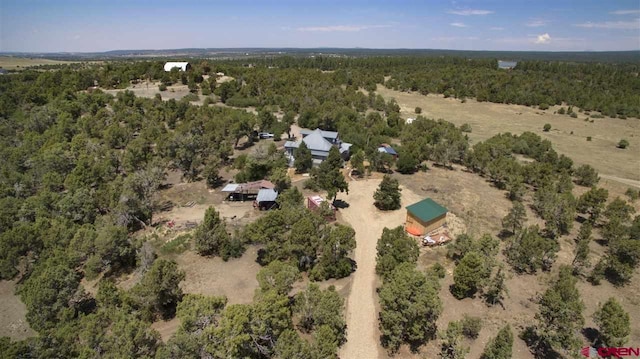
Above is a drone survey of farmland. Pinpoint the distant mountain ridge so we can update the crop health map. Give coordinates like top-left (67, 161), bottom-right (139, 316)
top-left (1, 48), bottom-right (639, 63)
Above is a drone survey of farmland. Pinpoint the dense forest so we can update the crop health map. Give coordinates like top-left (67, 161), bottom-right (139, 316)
top-left (0, 56), bottom-right (638, 357)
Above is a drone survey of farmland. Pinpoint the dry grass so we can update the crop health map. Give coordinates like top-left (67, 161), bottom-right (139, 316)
top-left (376, 85), bottom-right (640, 182)
top-left (0, 279), bottom-right (36, 340)
top-left (0, 56), bottom-right (77, 70)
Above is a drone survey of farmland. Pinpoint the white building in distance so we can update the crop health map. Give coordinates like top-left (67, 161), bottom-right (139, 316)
top-left (163, 62), bottom-right (191, 72)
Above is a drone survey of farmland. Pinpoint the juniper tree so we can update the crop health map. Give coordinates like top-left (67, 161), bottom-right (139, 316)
top-left (373, 174), bottom-right (402, 210)
top-left (594, 297), bottom-right (631, 347)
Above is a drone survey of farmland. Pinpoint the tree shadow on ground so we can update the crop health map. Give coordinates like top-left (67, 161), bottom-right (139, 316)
top-left (582, 327), bottom-right (601, 346)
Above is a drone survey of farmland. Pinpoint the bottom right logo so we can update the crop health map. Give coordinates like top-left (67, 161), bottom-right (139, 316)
top-left (581, 346), bottom-right (640, 358)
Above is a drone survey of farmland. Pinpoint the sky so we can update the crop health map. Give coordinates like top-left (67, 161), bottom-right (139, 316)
top-left (1, 0), bottom-right (639, 52)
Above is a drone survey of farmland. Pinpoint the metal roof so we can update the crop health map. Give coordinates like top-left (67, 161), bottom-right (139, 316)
top-left (256, 189), bottom-right (278, 202)
top-left (300, 128), bottom-right (339, 139)
top-left (221, 183), bottom-right (240, 192)
top-left (378, 146), bottom-right (397, 155)
top-left (164, 62), bottom-right (190, 72)
top-left (406, 198), bottom-right (448, 223)
top-left (302, 131), bottom-right (333, 152)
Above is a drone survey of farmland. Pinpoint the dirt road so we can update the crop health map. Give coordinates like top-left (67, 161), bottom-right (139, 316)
top-left (338, 179), bottom-right (423, 359)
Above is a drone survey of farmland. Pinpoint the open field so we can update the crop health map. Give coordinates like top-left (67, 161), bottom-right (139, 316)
top-left (0, 56), bottom-right (78, 70)
top-left (376, 85), bottom-right (640, 182)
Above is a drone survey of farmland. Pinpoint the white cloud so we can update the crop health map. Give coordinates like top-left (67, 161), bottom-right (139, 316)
top-left (296, 25), bottom-right (390, 32)
top-left (490, 27), bottom-right (504, 31)
top-left (610, 10), bottom-right (640, 15)
top-left (448, 9), bottom-right (493, 16)
top-left (534, 33), bottom-right (551, 44)
top-left (450, 22), bottom-right (468, 28)
top-left (526, 19), bottom-right (548, 27)
top-left (574, 19), bottom-right (640, 30)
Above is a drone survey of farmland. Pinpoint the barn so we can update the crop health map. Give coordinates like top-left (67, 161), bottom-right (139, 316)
top-left (405, 198), bottom-right (448, 236)
top-left (164, 62), bottom-right (191, 72)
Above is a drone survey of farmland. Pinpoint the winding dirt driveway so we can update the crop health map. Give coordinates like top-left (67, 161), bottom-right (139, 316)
top-left (338, 179), bottom-right (423, 359)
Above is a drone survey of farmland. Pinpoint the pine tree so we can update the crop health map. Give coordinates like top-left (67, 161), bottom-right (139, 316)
top-left (572, 223), bottom-right (592, 275)
top-left (501, 201), bottom-right (527, 235)
top-left (294, 142), bottom-right (313, 173)
top-left (373, 175), bottom-right (402, 210)
top-left (481, 325), bottom-right (513, 359)
top-left (194, 206), bottom-right (233, 257)
top-left (484, 267), bottom-right (508, 307)
top-left (534, 266), bottom-right (585, 354)
top-left (594, 297), bottom-right (630, 347)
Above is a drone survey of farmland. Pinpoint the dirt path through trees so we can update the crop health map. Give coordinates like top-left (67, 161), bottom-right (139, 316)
top-left (339, 179), bottom-right (423, 359)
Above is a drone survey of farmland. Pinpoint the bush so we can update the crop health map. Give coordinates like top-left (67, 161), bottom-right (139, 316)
top-left (373, 175), bottom-right (402, 210)
top-left (575, 164), bottom-right (599, 187)
top-left (158, 84), bottom-right (167, 91)
top-left (618, 139), bottom-right (629, 149)
top-left (428, 263), bottom-right (446, 279)
top-left (625, 188), bottom-right (639, 201)
top-left (543, 123), bottom-right (551, 132)
top-left (461, 315), bottom-right (482, 339)
top-left (570, 113), bottom-right (578, 118)
top-left (587, 136), bottom-right (592, 141)
top-left (539, 103), bottom-right (549, 110)
top-left (451, 252), bottom-right (487, 299)
top-left (460, 123), bottom-right (472, 133)
top-left (415, 107), bottom-right (422, 114)
top-left (182, 93), bottom-right (199, 102)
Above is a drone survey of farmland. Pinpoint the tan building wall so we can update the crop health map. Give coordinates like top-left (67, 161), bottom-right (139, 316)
top-left (405, 212), bottom-right (447, 236)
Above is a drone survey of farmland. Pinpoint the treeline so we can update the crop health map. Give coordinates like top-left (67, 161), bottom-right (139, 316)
top-left (212, 55), bottom-right (640, 118)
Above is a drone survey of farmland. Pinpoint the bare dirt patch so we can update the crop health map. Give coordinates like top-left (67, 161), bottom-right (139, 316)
top-left (376, 86), bottom-right (640, 182)
top-left (176, 247), bottom-right (261, 304)
top-left (338, 177), bottom-right (424, 359)
top-left (0, 280), bottom-right (36, 340)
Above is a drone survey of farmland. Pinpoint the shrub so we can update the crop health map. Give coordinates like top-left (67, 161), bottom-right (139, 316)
top-left (373, 175), bottom-right (402, 210)
top-left (428, 263), bottom-right (446, 279)
top-left (158, 84), bottom-right (167, 91)
top-left (182, 93), bottom-right (199, 102)
top-left (415, 106), bottom-right (422, 114)
top-left (539, 103), bottom-right (549, 110)
top-left (558, 107), bottom-right (566, 115)
top-left (575, 164), bottom-right (599, 187)
top-left (460, 123), bottom-right (472, 133)
top-left (461, 315), bottom-right (482, 339)
top-left (570, 113), bottom-right (578, 118)
top-left (543, 123), bottom-right (551, 132)
top-left (587, 136), bottom-right (592, 141)
top-left (618, 139), bottom-right (629, 149)
top-left (625, 188), bottom-right (639, 201)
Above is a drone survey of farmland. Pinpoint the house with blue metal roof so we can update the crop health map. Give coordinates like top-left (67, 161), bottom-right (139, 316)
top-left (284, 128), bottom-right (352, 166)
top-left (377, 144), bottom-right (398, 159)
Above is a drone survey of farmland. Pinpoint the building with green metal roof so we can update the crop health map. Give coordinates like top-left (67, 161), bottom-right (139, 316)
top-left (405, 198), bottom-right (448, 236)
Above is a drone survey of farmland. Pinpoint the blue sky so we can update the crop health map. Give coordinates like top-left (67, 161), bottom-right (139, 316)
top-left (1, 0), bottom-right (639, 52)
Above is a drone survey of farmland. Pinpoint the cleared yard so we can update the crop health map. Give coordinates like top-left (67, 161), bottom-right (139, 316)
top-left (338, 177), bottom-right (424, 359)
